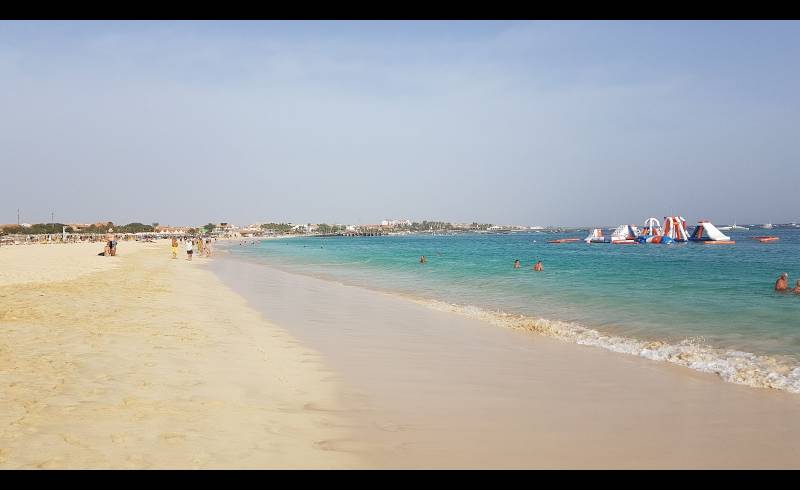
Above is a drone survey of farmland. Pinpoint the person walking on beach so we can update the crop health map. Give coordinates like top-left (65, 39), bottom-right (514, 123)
top-left (197, 237), bottom-right (205, 257)
top-left (171, 237), bottom-right (179, 259)
top-left (533, 260), bottom-right (543, 272)
top-left (775, 272), bottom-right (789, 291)
top-left (186, 239), bottom-right (194, 261)
top-left (514, 259), bottom-right (521, 269)
top-left (205, 238), bottom-right (212, 257)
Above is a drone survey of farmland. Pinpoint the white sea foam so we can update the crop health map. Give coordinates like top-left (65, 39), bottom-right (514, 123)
top-left (419, 299), bottom-right (800, 394)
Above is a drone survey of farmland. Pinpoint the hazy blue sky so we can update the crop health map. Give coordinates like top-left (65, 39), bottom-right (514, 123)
top-left (1, 21), bottom-right (798, 227)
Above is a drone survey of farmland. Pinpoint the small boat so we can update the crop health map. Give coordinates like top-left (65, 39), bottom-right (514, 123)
top-left (549, 238), bottom-right (581, 244)
top-left (718, 221), bottom-right (750, 231)
top-left (753, 236), bottom-right (779, 243)
top-left (762, 222), bottom-right (774, 230)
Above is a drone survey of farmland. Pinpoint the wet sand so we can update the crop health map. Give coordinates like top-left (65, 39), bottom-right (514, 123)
top-left (0, 241), bottom-right (361, 468)
top-left (211, 254), bottom-right (800, 469)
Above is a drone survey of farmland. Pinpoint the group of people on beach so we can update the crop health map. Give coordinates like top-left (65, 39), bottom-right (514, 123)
top-left (515, 259), bottom-right (543, 271)
top-left (774, 273), bottom-right (800, 294)
top-left (172, 237), bottom-right (213, 260)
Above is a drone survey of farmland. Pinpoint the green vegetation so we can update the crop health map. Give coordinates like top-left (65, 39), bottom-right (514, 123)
top-left (260, 223), bottom-right (294, 233)
top-left (315, 223), bottom-right (346, 234)
top-left (204, 223), bottom-right (216, 233)
top-left (114, 222), bottom-right (156, 233)
top-left (0, 221), bottom-right (156, 235)
top-left (396, 221), bottom-right (493, 231)
top-left (0, 223), bottom-right (71, 235)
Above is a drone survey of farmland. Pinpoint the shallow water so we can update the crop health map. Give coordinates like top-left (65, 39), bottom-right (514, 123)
top-left (224, 228), bottom-right (800, 392)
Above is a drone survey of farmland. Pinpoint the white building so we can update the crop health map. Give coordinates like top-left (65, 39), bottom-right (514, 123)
top-left (381, 219), bottom-right (412, 227)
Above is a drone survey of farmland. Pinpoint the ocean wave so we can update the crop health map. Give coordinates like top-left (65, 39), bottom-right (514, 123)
top-left (418, 299), bottom-right (800, 394)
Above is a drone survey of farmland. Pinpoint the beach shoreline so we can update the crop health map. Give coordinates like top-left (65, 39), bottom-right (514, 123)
top-left (211, 251), bottom-right (800, 468)
top-left (215, 241), bottom-right (800, 396)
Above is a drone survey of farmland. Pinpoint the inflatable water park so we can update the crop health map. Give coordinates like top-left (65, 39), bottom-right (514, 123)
top-left (577, 216), bottom-right (743, 245)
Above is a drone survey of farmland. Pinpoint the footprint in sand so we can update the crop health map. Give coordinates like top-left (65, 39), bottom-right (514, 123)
top-left (125, 454), bottom-right (151, 468)
top-left (373, 421), bottom-right (414, 433)
top-left (61, 433), bottom-right (90, 449)
top-left (35, 458), bottom-right (65, 469)
top-left (160, 432), bottom-right (187, 443)
top-left (110, 433), bottom-right (128, 444)
top-left (313, 438), bottom-right (373, 453)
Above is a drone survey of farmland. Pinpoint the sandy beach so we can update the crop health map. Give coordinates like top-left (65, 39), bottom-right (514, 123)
top-left (2, 240), bottom-right (800, 468)
top-left (213, 253), bottom-right (800, 469)
top-left (0, 241), bottom-right (361, 468)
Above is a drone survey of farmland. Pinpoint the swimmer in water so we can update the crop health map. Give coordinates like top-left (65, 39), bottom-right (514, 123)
top-left (792, 280), bottom-right (800, 294)
top-left (775, 272), bottom-right (789, 292)
top-left (514, 259), bottom-right (521, 269)
top-left (420, 255), bottom-right (427, 264)
top-left (533, 260), bottom-right (543, 272)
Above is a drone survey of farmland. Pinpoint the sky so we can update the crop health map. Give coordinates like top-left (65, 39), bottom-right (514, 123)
top-left (1, 20), bottom-right (799, 227)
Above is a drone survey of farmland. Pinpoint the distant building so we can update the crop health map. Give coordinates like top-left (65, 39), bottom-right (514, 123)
top-left (217, 222), bottom-right (238, 231)
top-left (155, 225), bottom-right (191, 234)
top-left (381, 219), bottom-right (412, 227)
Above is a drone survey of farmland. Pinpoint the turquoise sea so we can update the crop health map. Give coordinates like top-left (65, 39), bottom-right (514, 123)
top-left (225, 228), bottom-right (800, 392)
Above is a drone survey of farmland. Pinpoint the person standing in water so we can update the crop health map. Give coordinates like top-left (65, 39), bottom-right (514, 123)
top-left (420, 255), bottom-right (427, 264)
top-left (775, 272), bottom-right (789, 291)
top-left (514, 259), bottom-right (521, 269)
top-left (533, 260), bottom-right (543, 272)
top-left (791, 280), bottom-right (800, 294)
top-left (171, 237), bottom-right (179, 259)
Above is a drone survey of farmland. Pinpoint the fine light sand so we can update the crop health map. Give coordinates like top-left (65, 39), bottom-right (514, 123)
top-left (3, 240), bottom-right (800, 469)
top-left (0, 241), bottom-right (361, 468)
top-left (0, 241), bottom-right (124, 286)
top-left (212, 254), bottom-right (800, 469)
